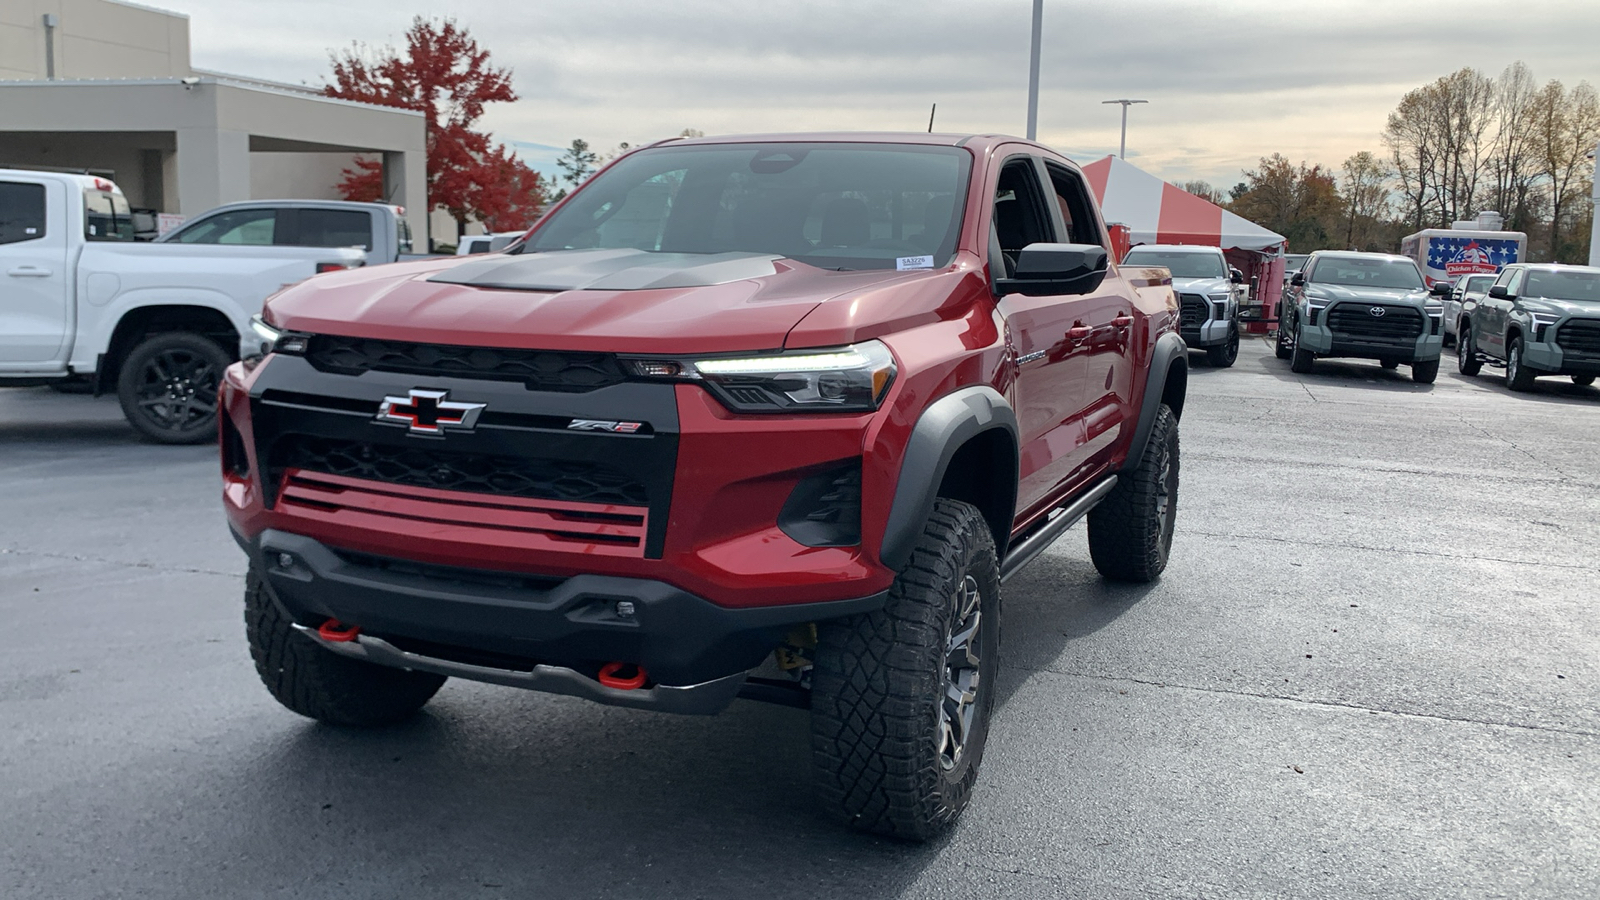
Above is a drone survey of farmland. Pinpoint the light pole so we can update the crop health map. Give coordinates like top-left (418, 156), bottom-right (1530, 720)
top-left (1026, 0), bottom-right (1043, 140)
top-left (1101, 99), bottom-right (1148, 158)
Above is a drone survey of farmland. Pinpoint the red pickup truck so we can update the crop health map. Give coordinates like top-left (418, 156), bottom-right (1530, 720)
top-left (222, 132), bottom-right (1187, 839)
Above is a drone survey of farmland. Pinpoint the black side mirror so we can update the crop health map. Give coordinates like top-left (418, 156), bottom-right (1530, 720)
top-left (1430, 282), bottom-right (1453, 296)
top-left (1488, 285), bottom-right (1511, 300)
top-left (1229, 267), bottom-right (1244, 284)
top-left (1290, 272), bottom-right (1305, 286)
top-left (996, 243), bottom-right (1109, 296)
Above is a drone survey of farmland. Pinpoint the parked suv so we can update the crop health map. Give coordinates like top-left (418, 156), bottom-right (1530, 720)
top-left (222, 133), bottom-right (1189, 839)
top-left (1275, 250), bottom-right (1448, 383)
top-left (1457, 263), bottom-right (1600, 390)
top-left (1122, 244), bottom-right (1242, 367)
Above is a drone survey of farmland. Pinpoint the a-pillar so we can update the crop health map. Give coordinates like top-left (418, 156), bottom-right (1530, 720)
top-left (383, 149), bottom-right (429, 252)
top-left (175, 128), bottom-right (250, 217)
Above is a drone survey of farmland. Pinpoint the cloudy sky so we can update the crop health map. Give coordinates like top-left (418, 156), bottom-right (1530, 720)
top-left (157, 0), bottom-right (1599, 188)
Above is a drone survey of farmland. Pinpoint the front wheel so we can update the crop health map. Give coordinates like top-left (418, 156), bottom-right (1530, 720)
top-left (1506, 338), bottom-right (1537, 392)
top-left (1087, 403), bottom-right (1179, 582)
top-left (245, 568), bottom-right (446, 726)
top-left (810, 498), bottom-right (1000, 840)
top-left (1206, 328), bottom-right (1240, 368)
top-left (1457, 325), bottom-right (1482, 376)
top-left (1274, 326), bottom-right (1291, 360)
top-left (1573, 375), bottom-right (1595, 387)
top-left (116, 332), bottom-right (231, 444)
top-left (1411, 358), bottom-right (1439, 384)
top-left (1290, 342), bottom-right (1315, 374)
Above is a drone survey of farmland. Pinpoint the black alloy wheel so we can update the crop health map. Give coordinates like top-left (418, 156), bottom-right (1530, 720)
top-left (116, 332), bottom-right (232, 444)
top-left (1207, 328), bottom-right (1240, 368)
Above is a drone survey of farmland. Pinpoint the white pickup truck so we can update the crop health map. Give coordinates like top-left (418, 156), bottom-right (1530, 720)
top-left (157, 199), bottom-right (421, 264)
top-left (0, 169), bottom-right (365, 443)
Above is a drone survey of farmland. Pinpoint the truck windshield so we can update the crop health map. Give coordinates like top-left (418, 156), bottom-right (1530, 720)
top-left (526, 143), bottom-right (971, 271)
top-left (1313, 257), bottom-right (1424, 290)
top-left (1524, 270), bottom-right (1600, 303)
top-left (83, 189), bottom-right (135, 242)
top-left (1122, 249), bottom-right (1225, 278)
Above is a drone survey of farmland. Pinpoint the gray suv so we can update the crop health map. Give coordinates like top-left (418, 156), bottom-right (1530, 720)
top-left (1275, 250), bottom-right (1449, 383)
top-left (1457, 263), bottom-right (1600, 391)
top-left (1122, 244), bottom-right (1243, 367)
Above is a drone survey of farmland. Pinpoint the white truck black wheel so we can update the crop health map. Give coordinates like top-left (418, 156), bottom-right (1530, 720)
top-left (116, 332), bottom-right (230, 444)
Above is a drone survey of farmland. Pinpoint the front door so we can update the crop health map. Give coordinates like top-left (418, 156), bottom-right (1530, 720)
top-left (0, 178), bottom-right (72, 365)
top-left (1480, 268), bottom-right (1522, 357)
top-left (991, 155), bottom-right (1089, 515)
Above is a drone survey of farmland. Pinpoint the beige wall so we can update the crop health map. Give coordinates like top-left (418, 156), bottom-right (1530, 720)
top-left (250, 152), bottom-right (356, 203)
top-left (0, 0), bottom-right (191, 81)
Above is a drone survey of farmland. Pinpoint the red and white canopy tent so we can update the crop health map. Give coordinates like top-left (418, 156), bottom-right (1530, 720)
top-left (1081, 155), bottom-right (1288, 330)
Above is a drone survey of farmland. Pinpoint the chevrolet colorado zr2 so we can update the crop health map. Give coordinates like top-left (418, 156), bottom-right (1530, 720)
top-left (222, 133), bottom-right (1189, 839)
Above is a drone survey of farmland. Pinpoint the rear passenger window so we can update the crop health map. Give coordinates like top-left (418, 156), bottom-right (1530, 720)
top-left (171, 208), bottom-right (278, 245)
top-left (296, 209), bottom-right (372, 250)
top-left (0, 182), bottom-right (47, 244)
top-left (1043, 163), bottom-right (1101, 246)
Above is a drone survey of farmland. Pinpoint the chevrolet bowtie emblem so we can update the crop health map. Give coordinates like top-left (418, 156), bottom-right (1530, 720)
top-left (375, 389), bottom-right (486, 436)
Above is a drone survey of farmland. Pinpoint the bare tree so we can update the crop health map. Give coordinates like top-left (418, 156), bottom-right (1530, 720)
top-left (1340, 151), bottom-right (1392, 249)
top-left (1529, 79), bottom-right (1600, 261)
top-left (1486, 62), bottom-right (1541, 233)
top-left (1175, 180), bottom-right (1225, 205)
top-left (1384, 68), bottom-right (1494, 228)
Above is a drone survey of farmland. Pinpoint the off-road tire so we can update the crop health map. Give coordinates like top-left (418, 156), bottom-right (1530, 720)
top-left (1206, 328), bottom-right (1240, 368)
top-left (1574, 375), bottom-right (1596, 386)
top-left (810, 498), bottom-right (1001, 841)
top-left (1506, 337), bottom-right (1537, 392)
top-left (116, 332), bottom-right (230, 444)
top-left (1087, 403), bottom-right (1179, 582)
top-left (1411, 358), bottom-right (1439, 384)
top-left (245, 568), bottom-right (446, 726)
top-left (1290, 342), bottom-right (1315, 374)
top-left (1457, 324), bottom-right (1482, 376)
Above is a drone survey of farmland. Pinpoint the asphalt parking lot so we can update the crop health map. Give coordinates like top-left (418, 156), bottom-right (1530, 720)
top-left (3, 336), bottom-right (1597, 899)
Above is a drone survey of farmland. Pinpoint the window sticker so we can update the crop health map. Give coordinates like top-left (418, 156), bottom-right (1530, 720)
top-left (897, 255), bottom-right (934, 271)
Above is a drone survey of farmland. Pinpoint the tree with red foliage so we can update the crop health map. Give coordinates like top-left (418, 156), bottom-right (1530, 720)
top-left (324, 18), bottom-right (545, 240)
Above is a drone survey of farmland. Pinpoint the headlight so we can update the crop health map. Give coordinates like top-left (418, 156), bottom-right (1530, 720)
top-left (1425, 300), bottom-right (1444, 317)
top-left (1207, 292), bottom-right (1232, 303)
top-left (248, 314), bottom-right (310, 357)
top-left (1305, 297), bottom-right (1329, 324)
top-left (1527, 311), bottom-right (1560, 341)
top-left (623, 341), bottom-right (896, 413)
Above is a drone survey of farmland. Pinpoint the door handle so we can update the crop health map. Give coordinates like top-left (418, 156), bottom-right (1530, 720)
top-left (7, 266), bottom-right (52, 277)
top-left (1066, 325), bottom-right (1092, 341)
top-left (1109, 314), bottom-right (1134, 328)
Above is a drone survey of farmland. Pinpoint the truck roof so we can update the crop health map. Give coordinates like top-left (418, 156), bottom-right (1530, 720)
top-left (0, 167), bottom-right (125, 194)
top-left (1124, 244), bottom-right (1224, 254)
top-left (654, 132), bottom-right (1055, 159)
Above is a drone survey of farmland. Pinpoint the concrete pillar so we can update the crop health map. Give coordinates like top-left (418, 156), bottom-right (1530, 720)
top-left (175, 128), bottom-right (250, 216)
top-left (383, 149), bottom-right (429, 252)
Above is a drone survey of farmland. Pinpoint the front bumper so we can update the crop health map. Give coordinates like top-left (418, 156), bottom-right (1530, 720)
top-left (1181, 317), bottom-right (1234, 348)
top-left (241, 528), bottom-right (885, 691)
top-left (1297, 306), bottom-right (1443, 362)
top-left (1522, 340), bottom-right (1600, 375)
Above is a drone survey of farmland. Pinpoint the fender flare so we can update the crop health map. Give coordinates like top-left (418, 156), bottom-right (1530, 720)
top-left (1122, 331), bottom-right (1188, 473)
top-left (879, 385), bottom-right (1019, 571)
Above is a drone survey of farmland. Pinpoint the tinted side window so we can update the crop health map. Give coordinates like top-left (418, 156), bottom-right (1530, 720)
top-left (171, 209), bottom-right (278, 245)
top-left (296, 209), bottom-right (372, 250)
top-left (0, 182), bottom-right (47, 244)
top-left (1042, 163), bottom-right (1101, 246)
top-left (1505, 269), bottom-right (1525, 296)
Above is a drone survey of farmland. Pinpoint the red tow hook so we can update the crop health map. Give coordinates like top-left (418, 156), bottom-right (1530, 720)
top-left (597, 662), bottom-right (648, 690)
top-left (317, 620), bottom-right (361, 643)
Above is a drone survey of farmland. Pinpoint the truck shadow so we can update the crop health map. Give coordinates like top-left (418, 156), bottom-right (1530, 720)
top-left (195, 540), bottom-right (1149, 897)
top-left (1438, 370), bottom-right (1600, 403)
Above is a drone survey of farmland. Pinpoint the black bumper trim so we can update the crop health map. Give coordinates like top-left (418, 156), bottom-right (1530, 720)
top-left (241, 528), bottom-right (887, 686)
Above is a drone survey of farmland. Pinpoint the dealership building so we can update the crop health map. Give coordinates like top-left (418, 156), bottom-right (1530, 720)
top-left (0, 0), bottom-right (429, 242)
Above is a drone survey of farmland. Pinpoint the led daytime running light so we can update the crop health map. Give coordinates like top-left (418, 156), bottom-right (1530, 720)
top-left (693, 350), bottom-right (873, 375)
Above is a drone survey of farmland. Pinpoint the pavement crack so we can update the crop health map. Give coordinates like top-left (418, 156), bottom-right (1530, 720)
top-left (1183, 529), bottom-right (1600, 572)
top-left (1016, 667), bottom-right (1599, 739)
top-left (0, 546), bottom-right (238, 579)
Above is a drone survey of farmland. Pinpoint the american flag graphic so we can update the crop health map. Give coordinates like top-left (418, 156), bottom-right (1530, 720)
top-left (1425, 236), bottom-right (1519, 279)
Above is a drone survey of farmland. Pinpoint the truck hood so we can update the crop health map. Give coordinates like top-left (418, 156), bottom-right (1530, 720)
top-left (265, 250), bottom-right (940, 354)
top-left (1518, 296), bottom-right (1600, 317)
top-left (1170, 276), bottom-right (1230, 295)
top-left (1307, 285), bottom-right (1429, 305)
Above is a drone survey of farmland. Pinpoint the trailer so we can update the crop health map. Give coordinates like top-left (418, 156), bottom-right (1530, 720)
top-left (1400, 214), bottom-right (1527, 287)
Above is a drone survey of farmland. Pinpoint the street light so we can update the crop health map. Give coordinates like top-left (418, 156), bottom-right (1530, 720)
top-left (1026, 0), bottom-right (1044, 140)
top-left (1102, 99), bottom-right (1148, 159)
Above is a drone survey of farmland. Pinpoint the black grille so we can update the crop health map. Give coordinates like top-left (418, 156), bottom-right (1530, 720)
top-left (305, 335), bottom-right (627, 391)
top-left (1556, 319), bottom-right (1600, 358)
top-left (276, 436), bottom-right (648, 506)
top-left (1326, 304), bottom-right (1424, 342)
top-left (1179, 294), bottom-right (1208, 330)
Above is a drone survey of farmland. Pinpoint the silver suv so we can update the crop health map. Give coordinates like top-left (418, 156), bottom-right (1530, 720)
top-left (1122, 244), bottom-right (1243, 367)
